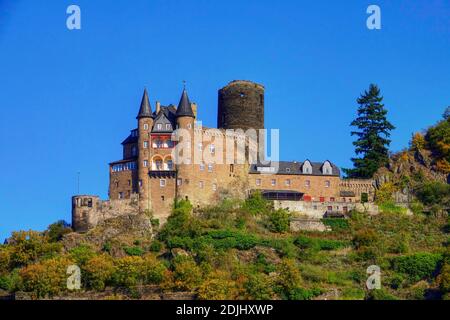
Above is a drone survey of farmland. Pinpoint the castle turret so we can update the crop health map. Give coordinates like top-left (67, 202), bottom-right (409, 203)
top-left (137, 88), bottom-right (154, 210)
top-left (217, 80), bottom-right (265, 131)
top-left (218, 80), bottom-right (265, 162)
top-left (175, 88), bottom-right (196, 202)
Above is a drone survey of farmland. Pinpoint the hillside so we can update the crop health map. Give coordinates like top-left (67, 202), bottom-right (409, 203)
top-left (0, 194), bottom-right (448, 301)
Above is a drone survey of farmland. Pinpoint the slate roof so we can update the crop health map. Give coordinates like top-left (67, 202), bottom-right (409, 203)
top-left (136, 89), bottom-right (153, 119)
top-left (249, 161), bottom-right (340, 176)
top-left (152, 105), bottom-right (177, 133)
top-left (175, 89), bottom-right (195, 118)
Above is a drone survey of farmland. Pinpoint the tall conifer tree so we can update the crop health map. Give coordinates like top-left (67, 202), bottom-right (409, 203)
top-left (344, 84), bottom-right (395, 179)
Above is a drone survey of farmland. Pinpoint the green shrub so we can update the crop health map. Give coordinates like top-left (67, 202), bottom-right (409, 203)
top-left (379, 201), bottom-right (407, 214)
top-left (149, 240), bottom-right (163, 253)
top-left (366, 289), bottom-right (398, 300)
top-left (172, 255), bottom-right (203, 290)
top-left (352, 229), bottom-right (379, 249)
top-left (69, 244), bottom-right (96, 266)
top-left (416, 182), bottom-right (450, 209)
top-left (0, 270), bottom-right (22, 292)
top-left (112, 256), bottom-right (144, 289)
top-left (392, 253), bottom-right (442, 282)
top-left (102, 242), bottom-right (112, 253)
top-left (266, 209), bottom-right (291, 233)
top-left (288, 287), bottom-right (323, 300)
top-left (322, 218), bottom-right (350, 232)
top-left (244, 273), bottom-right (274, 300)
top-left (242, 192), bottom-right (271, 215)
top-left (84, 254), bottom-right (115, 291)
top-left (123, 246), bottom-right (145, 256)
top-left (46, 220), bottom-right (72, 242)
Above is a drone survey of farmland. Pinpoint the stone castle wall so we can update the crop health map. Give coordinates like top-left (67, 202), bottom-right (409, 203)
top-left (72, 194), bottom-right (140, 232)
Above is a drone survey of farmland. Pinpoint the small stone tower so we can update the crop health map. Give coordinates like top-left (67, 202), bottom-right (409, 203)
top-left (137, 89), bottom-right (154, 211)
top-left (217, 80), bottom-right (265, 131)
top-left (175, 88), bottom-right (196, 202)
top-left (72, 195), bottom-right (100, 232)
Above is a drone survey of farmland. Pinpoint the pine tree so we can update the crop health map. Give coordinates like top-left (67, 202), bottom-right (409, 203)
top-left (344, 84), bottom-right (395, 179)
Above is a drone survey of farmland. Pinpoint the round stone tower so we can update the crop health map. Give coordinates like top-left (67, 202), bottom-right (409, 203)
top-left (217, 80), bottom-right (265, 131)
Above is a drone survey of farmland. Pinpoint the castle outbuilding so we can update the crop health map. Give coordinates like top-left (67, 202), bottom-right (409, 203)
top-left (72, 80), bottom-right (375, 232)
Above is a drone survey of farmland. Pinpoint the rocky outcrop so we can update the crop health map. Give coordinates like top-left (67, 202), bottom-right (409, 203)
top-left (63, 213), bottom-right (153, 253)
top-left (373, 149), bottom-right (448, 203)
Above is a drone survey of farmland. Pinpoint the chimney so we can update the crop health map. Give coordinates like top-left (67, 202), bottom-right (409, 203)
top-left (191, 103), bottom-right (197, 118)
top-left (156, 101), bottom-right (161, 114)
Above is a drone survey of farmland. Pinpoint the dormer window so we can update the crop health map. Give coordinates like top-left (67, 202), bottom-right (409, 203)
top-left (166, 124), bottom-right (171, 130)
top-left (157, 124), bottom-right (162, 130)
top-left (286, 168), bottom-right (291, 173)
top-left (302, 160), bottom-right (312, 174)
top-left (322, 161), bottom-right (333, 175)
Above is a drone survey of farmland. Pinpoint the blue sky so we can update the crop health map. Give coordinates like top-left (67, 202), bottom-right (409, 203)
top-left (0, 0), bottom-right (449, 240)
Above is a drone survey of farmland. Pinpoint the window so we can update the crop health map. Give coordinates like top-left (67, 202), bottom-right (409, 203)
top-left (143, 141), bottom-right (148, 149)
top-left (200, 162), bottom-right (205, 171)
top-left (115, 181), bottom-right (119, 188)
top-left (302, 161), bottom-right (313, 174)
top-left (160, 179), bottom-right (166, 187)
top-left (155, 160), bottom-right (163, 170)
top-left (322, 161), bottom-right (333, 175)
top-left (161, 196), bottom-right (165, 201)
top-left (87, 198), bottom-right (93, 207)
top-left (305, 180), bottom-right (311, 187)
top-left (325, 180), bottom-right (331, 188)
top-left (199, 181), bottom-right (204, 189)
top-left (230, 164), bottom-right (234, 173)
top-left (285, 179), bottom-right (291, 186)
top-left (198, 143), bottom-right (203, 151)
top-left (208, 163), bottom-right (213, 172)
top-left (118, 192), bottom-right (124, 199)
top-left (166, 160), bottom-right (174, 170)
top-left (286, 168), bottom-right (291, 173)
top-left (177, 178), bottom-right (182, 186)
top-left (143, 124), bottom-right (148, 130)
top-left (187, 124), bottom-right (192, 129)
top-left (166, 124), bottom-right (171, 130)
top-left (212, 183), bottom-right (217, 191)
top-left (157, 124), bottom-right (162, 130)
top-left (209, 144), bottom-right (215, 154)
top-left (143, 160), bottom-right (148, 167)
top-left (256, 179), bottom-right (262, 186)
top-left (271, 179), bottom-right (276, 186)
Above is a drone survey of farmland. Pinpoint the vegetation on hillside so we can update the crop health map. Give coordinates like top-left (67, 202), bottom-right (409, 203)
top-left (0, 193), bottom-right (448, 300)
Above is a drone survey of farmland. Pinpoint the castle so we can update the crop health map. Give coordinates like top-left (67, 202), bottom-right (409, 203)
top-left (72, 80), bottom-right (375, 232)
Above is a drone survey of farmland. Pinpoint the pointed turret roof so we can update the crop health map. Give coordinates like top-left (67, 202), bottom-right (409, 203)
top-left (136, 88), bottom-right (153, 119)
top-left (176, 89), bottom-right (195, 118)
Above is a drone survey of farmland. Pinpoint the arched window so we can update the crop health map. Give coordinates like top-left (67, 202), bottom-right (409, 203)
top-left (152, 156), bottom-right (163, 170)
